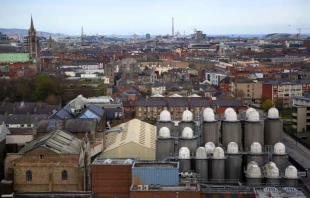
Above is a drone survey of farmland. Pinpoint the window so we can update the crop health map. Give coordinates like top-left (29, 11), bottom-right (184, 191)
top-left (40, 155), bottom-right (44, 159)
top-left (62, 170), bottom-right (68, 180)
top-left (26, 170), bottom-right (32, 181)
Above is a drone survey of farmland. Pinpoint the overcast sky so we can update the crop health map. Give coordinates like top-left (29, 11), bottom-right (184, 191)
top-left (1, 0), bottom-right (309, 35)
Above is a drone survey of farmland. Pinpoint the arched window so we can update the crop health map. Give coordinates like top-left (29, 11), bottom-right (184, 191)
top-left (62, 170), bottom-right (68, 180)
top-left (26, 170), bottom-right (32, 181)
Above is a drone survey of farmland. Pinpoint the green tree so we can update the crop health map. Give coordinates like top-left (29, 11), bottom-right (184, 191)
top-left (262, 99), bottom-right (274, 112)
top-left (35, 74), bottom-right (58, 101)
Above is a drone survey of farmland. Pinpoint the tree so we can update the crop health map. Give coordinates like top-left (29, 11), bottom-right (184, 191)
top-left (34, 74), bottom-right (58, 101)
top-left (262, 99), bottom-right (274, 112)
top-left (235, 88), bottom-right (245, 99)
top-left (274, 97), bottom-right (284, 110)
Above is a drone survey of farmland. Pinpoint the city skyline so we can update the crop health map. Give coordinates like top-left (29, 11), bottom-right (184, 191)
top-left (0, 0), bottom-right (309, 35)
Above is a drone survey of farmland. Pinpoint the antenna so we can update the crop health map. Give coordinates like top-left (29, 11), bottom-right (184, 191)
top-left (172, 17), bottom-right (174, 37)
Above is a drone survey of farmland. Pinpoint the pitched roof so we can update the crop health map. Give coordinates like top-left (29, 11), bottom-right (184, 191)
top-left (0, 53), bottom-right (30, 63)
top-left (104, 119), bottom-right (156, 152)
top-left (18, 129), bottom-right (82, 154)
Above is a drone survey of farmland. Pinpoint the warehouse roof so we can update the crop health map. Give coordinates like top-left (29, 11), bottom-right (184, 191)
top-left (18, 129), bottom-right (82, 154)
top-left (0, 53), bottom-right (30, 63)
top-left (104, 119), bottom-right (156, 152)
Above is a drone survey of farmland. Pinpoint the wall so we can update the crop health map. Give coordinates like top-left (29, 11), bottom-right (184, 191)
top-left (92, 164), bottom-right (132, 198)
top-left (130, 191), bottom-right (200, 198)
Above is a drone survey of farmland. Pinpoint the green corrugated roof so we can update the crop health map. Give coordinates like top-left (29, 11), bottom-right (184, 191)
top-left (0, 53), bottom-right (30, 63)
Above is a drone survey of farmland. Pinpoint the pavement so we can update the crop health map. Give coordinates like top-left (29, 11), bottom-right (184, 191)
top-left (283, 133), bottom-right (310, 184)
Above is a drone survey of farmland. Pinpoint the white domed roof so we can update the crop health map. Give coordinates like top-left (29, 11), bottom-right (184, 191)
top-left (227, 142), bottom-right (239, 154)
top-left (250, 142), bottom-right (262, 154)
top-left (267, 165), bottom-right (279, 178)
top-left (159, 110), bottom-right (171, 121)
top-left (274, 142), bottom-right (286, 154)
top-left (213, 147), bottom-right (225, 159)
top-left (247, 164), bottom-right (262, 178)
top-left (247, 161), bottom-right (258, 171)
top-left (285, 165), bottom-right (298, 179)
top-left (182, 110), bottom-right (193, 121)
top-left (224, 108), bottom-right (235, 117)
top-left (196, 147), bottom-right (207, 159)
top-left (226, 111), bottom-right (237, 121)
top-left (205, 142), bottom-right (215, 154)
top-left (182, 127), bottom-right (194, 138)
top-left (248, 111), bottom-right (260, 121)
top-left (265, 161), bottom-right (277, 169)
top-left (159, 127), bottom-right (171, 138)
top-left (246, 108), bottom-right (256, 118)
top-left (203, 108), bottom-right (215, 121)
top-left (268, 107), bottom-right (279, 119)
top-left (179, 147), bottom-right (190, 159)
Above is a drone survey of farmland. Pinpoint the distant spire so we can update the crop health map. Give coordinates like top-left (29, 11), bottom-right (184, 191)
top-left (30, 15), bottom-right (34, 30)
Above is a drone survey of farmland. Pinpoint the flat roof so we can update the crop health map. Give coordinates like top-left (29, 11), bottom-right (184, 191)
top-left (133, 162), bottom-right (178, 168)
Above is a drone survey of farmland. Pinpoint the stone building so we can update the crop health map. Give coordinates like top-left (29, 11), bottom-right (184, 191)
top-left (3, 129), bottom-right (91, 193)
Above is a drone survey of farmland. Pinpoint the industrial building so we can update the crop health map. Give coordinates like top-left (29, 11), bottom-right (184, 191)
top-left (150, 107), bottom-right (309, 197)
top-left (100, 119), bottom-right (156, 160)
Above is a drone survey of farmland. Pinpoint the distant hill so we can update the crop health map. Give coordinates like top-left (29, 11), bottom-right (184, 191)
top-left (0, 28), bottom-right (67, 38)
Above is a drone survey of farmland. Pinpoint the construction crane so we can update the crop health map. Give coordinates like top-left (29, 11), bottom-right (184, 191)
top-left (297, 28), bottom-right (310, 40)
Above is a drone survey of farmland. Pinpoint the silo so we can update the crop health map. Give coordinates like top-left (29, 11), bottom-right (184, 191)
top-left (265, 164), bottom-right (281, 185)
top-left (284, 165), bottom-right (299, 186)
top-left (195, 147), bottom-right (208, 182)
top-left (245, 163), bottom-right (263, 186)
top-left (157, 110), bottom-right (175, 136)
top-left (156, 127), bottom-right (175, 160)
top-left (178, 127), bottom-right (198, 156)
top-left (247, 142), bottom-right (265, 168)
top-left (178, 110), bottom-right (196, 135)
top-left (202, 108), bottom-right (219, 146)
top-left (211, 147), bottom-right (226, 180)
top-left (244, 111), bottom-right (264, 150)
top-left (226, 142), bottom-right (243, 181)
top-left (222, 109), bottom-right (242, 149)
top-left (178, 147), bottom-right (191, 171)
top-left (205, 142), bottom-right (215, 178)
top-left (264, 108), bottom-right (283, 146)
top-left (272, 142), bottom-right (289, 175)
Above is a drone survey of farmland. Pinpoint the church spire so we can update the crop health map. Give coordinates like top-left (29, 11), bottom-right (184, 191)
top-left (30, 15), bottom-right (34, 30)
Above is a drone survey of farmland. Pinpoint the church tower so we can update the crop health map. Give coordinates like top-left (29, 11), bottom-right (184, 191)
top-left (28, 15), bottom-right (37, 59)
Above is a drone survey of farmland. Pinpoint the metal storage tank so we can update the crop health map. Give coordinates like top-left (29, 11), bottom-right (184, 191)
top-left (178, 127), bottom-right (198, 155)
top-left (222, 110), bottom-right (242, 150)
top-left (205, 142), bottom-right (215, 179)
top-left (156, 127), bottom-right (175, 160)
top-left (265, 164), bottom-right (281, 185)
top-left (245, 163), bottom-right (263, 186)
top-left (157, 110), bottom-right (175, 136)
top-left (244, 111), bottom-right (264, 150)
top-left (264, 108), bottom-right (283, 146)
top-left (272, 142), bottom-right (289, 175)
top-left (195, 147), bottom-right (208, 182)
top-left (284, 165), bottom-right (299, 186)
top-left (205, 142), bottom-right (215, 155)
top-left (202, 108), bottom-right (219, 146)
top-left (247, 142), bottom-right (265, 168)
top-left (178, 147), bottom-right (191, 171)
top-left (178, 110), bottom-right (196, 136)
top-left (226, 142), bottom-right (243, 181)
top-left (211, 147), bottom-right (226, 180)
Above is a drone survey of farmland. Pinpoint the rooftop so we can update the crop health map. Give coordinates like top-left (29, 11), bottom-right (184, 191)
top-left (0, 53), bottom-right (30, 63)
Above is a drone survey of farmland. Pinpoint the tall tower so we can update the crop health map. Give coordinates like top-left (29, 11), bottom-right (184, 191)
top-left (172, 17), bottom-right (174, 37)
top-left (28, 15), bottom-right (37, 59)
top-left (81, 26), bottom-right (84, 44)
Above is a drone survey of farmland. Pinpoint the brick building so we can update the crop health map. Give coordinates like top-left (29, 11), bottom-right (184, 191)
top-left (4, 129), bottom-right (91, 192)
